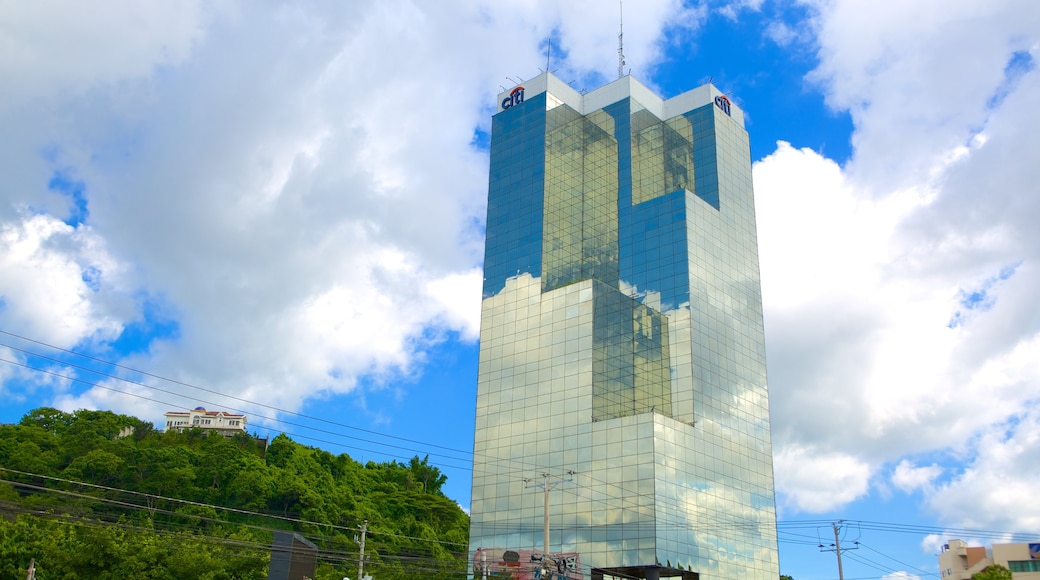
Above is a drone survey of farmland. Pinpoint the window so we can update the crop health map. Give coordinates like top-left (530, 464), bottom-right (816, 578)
top-left (1009, 561), bottom-right (1040, 573)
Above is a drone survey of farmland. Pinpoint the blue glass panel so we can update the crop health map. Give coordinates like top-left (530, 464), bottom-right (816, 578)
top-left (483, 92), bottom-right (548, 297)
top-left (619, 190), bottom-right (690, 310)
top-left (685, 104), bottom-right (720, 210)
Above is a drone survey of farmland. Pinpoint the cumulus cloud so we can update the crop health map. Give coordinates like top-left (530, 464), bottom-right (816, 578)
top-left (755, 0), bottom-right (1040, 519)
top-left (773, 444), bottom-right (872, 513)
top-left (922, 405), bottom-right (1040, 531)
top-left (3, 0), bottom-right (1040, 530)
top-left (0, 0), bottom-right (215, 110)
top-left (891, 460), bottom-right (942, 494)
top-left (921, 534), bottom-right (946, 554)
top-left (0, 1), bottom-right (701, 424)
top-left (0, 213), bottom-right (125, 346)
top-left (804, 0), bottom-right (1040, 192)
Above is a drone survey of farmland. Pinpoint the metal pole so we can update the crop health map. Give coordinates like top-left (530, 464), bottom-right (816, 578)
top-left (833, 521), bottom-right (844, 580)
top-left (358, 519), bottom-right (367, 580)
top-left (543, 473), bottom-right (550, 555)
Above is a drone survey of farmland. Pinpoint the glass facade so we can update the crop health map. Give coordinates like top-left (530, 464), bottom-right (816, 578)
top-left (471, 74), bottom-right (778, 580)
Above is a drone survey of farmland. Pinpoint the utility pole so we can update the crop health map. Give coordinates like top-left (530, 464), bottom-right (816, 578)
top-left (26, 558), bottom-right (36, 580)
top-left (819, 520), bottom-right (857, 580)
top-left (524, 471), bottom-right (574, 555)
top-left (542, 474), bottom-right (550, 554)
top-left (356, 519), bottom-right (368, 580)
top-left (833, 522), bottom-right (844, 580)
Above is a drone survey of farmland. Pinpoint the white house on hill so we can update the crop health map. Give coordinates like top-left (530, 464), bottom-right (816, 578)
top-left (163, 407), bottom-right (247, 437)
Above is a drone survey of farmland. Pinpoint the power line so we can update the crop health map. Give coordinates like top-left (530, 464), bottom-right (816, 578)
top-left (3, 345), bottom-right (749, 538)
top-left (0, 331), bottom-right (782, 534)
top-left (0, 354), bottom-right (472, 469)
top-left (0, 329), bottom-right (472, 455)
top-left (4, 329), bottom-right (1038, 563)
top-left (858, 542), bottom-right (940, 578)
top-left (0, 467), bottom-right (470, 548)
top-left (1, 327), bottom-right (784, 527)
top-left (3, 507), bottom-right (469, 575)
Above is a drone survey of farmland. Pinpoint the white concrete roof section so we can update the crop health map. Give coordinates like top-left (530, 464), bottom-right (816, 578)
top-left (495, 72), bottom-right (745, 128)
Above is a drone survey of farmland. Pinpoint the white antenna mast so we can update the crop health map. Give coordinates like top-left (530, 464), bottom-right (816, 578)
top-left (617, 1), bottom-right (626, 79)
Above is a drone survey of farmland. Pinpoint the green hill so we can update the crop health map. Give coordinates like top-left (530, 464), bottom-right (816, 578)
top-left (0, 408), bottom-right (470, 579)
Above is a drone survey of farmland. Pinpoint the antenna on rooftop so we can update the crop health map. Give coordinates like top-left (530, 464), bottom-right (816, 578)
top-left (617, 1), bottom-right (626, 79)
top-left (546, 37), bottom-right (552, 74)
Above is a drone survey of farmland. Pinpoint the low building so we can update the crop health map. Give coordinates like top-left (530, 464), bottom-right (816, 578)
top-left (940, 539), bottom-right (1040, 580)
top-left (164, 407), bottom-right (247, 437)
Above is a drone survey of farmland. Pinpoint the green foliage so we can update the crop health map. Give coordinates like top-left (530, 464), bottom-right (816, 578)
top-left (973, 564), bottom-right (1013, 580)
top-left (0, 407), bottom-right (470, 579)
top-left (0, 515), bottom-right (267, 579)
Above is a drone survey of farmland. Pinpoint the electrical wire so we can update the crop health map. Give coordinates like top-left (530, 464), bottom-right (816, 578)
top-left (0, 329), bottom-right (470, 455)
top-left (4, 328), bottom-right (1038, 576)
top-left (1, 335), bottom-right (788, 538)
top-left (858, 541), bottom-right (940, 578)
top-left (0, 467), bottom-right (471, 549)
top-left (0, 328), bottom-right (778, 524)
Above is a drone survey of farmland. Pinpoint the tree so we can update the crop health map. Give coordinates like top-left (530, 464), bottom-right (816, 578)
top-left (64, 449), bottom-right (125, 485)
top-left (2, 406), bottom-right (472, 579)
top-left (973, 565), bottom-right (1013, 580)
top-left (409, 455), bottom-right (448, 495)
top-left (19, 407), bottom-right (74, 434)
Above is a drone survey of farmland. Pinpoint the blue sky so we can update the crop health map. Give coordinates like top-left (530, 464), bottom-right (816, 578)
top-left (2, 1), bottom-right (1039, 579)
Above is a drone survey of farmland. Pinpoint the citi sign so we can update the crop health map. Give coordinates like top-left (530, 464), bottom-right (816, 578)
top-left (714, 94), bottom-right (732, 116)
top-left (501, 86), bottom-right (525, 110)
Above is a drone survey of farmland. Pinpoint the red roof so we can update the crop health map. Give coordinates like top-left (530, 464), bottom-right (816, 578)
top-left (165, 409), bottom-right (245, 418)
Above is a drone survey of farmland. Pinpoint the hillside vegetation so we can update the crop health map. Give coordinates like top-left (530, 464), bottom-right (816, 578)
top-left (0, 408), bottom-right (469, 579)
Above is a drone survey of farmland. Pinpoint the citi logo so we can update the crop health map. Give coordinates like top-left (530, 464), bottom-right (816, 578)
top-left (501, 86), bottom-right (525, 110)
top-left (714, 95), bottom-right (732, 116)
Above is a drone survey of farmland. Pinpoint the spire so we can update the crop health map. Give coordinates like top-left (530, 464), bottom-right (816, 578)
top-left (617, 1), bottom-right (626, 79)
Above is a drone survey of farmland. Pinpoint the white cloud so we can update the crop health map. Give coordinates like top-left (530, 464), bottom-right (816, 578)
top-left (4, 0), bottom-right (1040, 533)
top-left (755, 0), bottom-right (1040, 521)
top-left (891, 460), bottom-right (942, 494)
top-left (774, 444), bottom-right (872, 513)
top-left (0, 1), bottom-right (700, 421)
top-left (425, 269), bottom-right (483, 341)
top-left (922, 404), bottom-right (1040, 531)
top-left (0, 213), bottom-right (124, 347)
top-left (803, 0), bottom-right (1040, 192)
top-left (764, 21), bottom-right (799, 47)
top-left (0, 0), bottom-right (217, 111)
top-left (920, 534), bottom-right (945, 555)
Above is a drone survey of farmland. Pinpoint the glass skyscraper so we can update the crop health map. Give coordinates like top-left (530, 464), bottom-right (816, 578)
top-left (470, 73), bottom-right (778, 580)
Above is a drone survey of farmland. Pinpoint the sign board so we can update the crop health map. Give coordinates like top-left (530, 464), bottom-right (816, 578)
top-left (714, 94), bottom-right (732, 116)
top-left (502, 86), bottom-right (525, 110)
